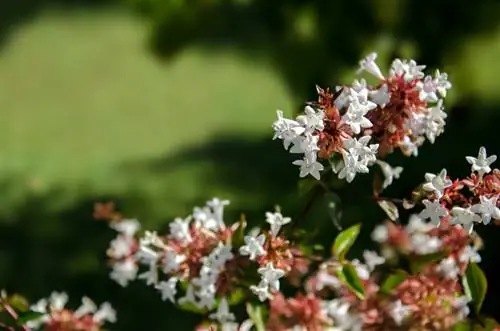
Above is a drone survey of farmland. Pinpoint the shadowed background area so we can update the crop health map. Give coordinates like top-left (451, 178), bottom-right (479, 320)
top-left (0, 0), bottom-right (499, 329)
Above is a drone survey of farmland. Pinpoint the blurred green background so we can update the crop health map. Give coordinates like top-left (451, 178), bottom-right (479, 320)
top-left (0, 0), bottom-right (500, 329)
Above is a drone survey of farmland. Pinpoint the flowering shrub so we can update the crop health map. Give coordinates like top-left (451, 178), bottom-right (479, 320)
top-left (0, 291), bottom-right (115, 331)
top-left (95, 53), bottom-right (499, 330)
top-left (4, 52), bottom-right (499, 331)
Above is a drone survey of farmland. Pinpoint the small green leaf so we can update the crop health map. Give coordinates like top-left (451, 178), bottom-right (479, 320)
top-left (380, 270), bottom-right (408, 294)
top-left (464, 263), bottom-right (488, 315)
top-left (332, 223), bottom-right (361, 261)
top-left (7, 294), bottom-right (29, 313)
top-left (227, 288), bottom-right (245, 305)
top-left (452, 321), bottom-right (472, 331)
top-left (341, 264), bottom-right (365, 299)
top-left (17, 311), bottom-right (45, 324)
top-left (246, 303), bottom-right (266, 331)
top-left (409, 251), bottom-right (447, 274)
top-left (178, 301), bottom-right (207, 314)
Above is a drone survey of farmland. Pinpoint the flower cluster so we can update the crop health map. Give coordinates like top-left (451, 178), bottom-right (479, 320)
top-left (272, 52), bottom-right (451, 181)
top-left (26, 292), bottom-right (116, 331)
top-left (263, 213), bottom-right (479, 331)
top-left (105, 199), bottom-right (311, 330)
top-left (417, 146), bottom-right (499, 234)
top-left (100, 147), bottom-right (500, 331)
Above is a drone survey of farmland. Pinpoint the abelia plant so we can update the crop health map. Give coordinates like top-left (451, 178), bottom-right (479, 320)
top-left (96, 53), bottom-right (499, 331)
top-left (4, 52), bottom-right (499, 331)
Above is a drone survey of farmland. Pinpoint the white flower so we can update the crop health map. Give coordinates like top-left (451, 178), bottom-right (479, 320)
top-left (258, 263), bottom-right (285, 292)
top-left (351, 79), bottom-right (367, 92)
top-left (453, 296), bottom-right (471, 319)
top-left (419, 199), bottom-right (448, 226)
top-left (250, 280), bottom-right (272, 301)
top-left (416, 75), bottom-right (438, 102)
top-left (424, 100), bottom-right (447, 143)
top-left (49, 292), bottom-right (68, 311)
top-left (162, 250), bottom-right (186, 274)
top-left (342, 96), bottom-right (374, 134)
top-left (406, 214), bottom-right (434, 233)
top-left (363, 250), bottom-right (385, 271)
top-left (389, 300), bottom-right (411, 326)
top-left (451, 207), bottom-right (482, 234)
top-left (292, 156), bottom-right (324, 180)
top-left (344, 136), bottom-right (378, 164)
top-left (376, 160), bottom-right (403, 190)
top-left (437, 257), bottom-right (460, 279)
top-left (265, 211), bottom-right (291, 237)
top-left (422, 168), bottom-right (452, 198)
top-left (390, 59), bottom-right (425, 82)
top-left (459, 245), bottom-right (482, 264)
top-left (369, 84), bottom-right (391, 108)
top-left (315, 270), bottom-right (341, 290)
top-left (209, 298), bottom-right (235, 324)
top-left (94, 302), bottom-right (117, 323)
top-left (30, 299), bottom-right (48, 314)
top-left (110, 259), bottom-right (138, 287)
top-left (239, 234), bottom-right (266, 260)
top-left (135, 245), bottom-right (159, 265)
top-left (109, 219), bottom-right (140, 237)
top-left (434, 70), bottom-right (452, 98)
top-left (26, 300), bottom-right (49, 329)
top-left (296, 106), bottom-right (325, 132)
top-left (411, 233), bottom-right (442, 255)
top-left (156, 277), bottom-right (178, 303)
top-left (325, 299), bottom-right (362, 331)
top-left (193, 206), bottom-right (218, 230)
top-left (169, 217), bottom-right (192, 243)
top-left (466, 146), bottom-right (497, 176)
top-left (272, 110), bottom-right (306, 149)
top-left (357, 53), bottom-right (384, 79)
top-left (74, 297), bottom-right (97, 318)
top-left (470, 195), bottom-right (500, 225)
top-left (206, 198), bottom-right (230, 230)
top-left (336, 136), bottom-right (378, 184)
top-left (178, 285), bottom-right (198, 306)
top-left (351, 259), bottom-right (370, 280)
top-left (371, 225), bottom-right (388, 243)
top-left (400, 135), bottom-right (423, 157)
top-left (289, 133), bottom-right (320, 154)
top-left (108, 235), bottom-right (135, 259)
top-left (138, 262), bottom-right (158, 286)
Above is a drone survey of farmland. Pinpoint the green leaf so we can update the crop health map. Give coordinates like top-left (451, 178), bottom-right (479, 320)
top-left (340, 264), bottom-right (365, 299)
top-left (178, 301), bottom-right (207, 314)
top-left (380, 270), bottom-right (408, 294)
top-left (246, 303), bottom-right (266, 331)
top-left (409, 251), bottom-right (447, 274)
top-left (17, 311), bottom-right (46, 324)
top-left (452, 321), bottom-right (472, 331)
top-left (332, 223), bottom-right (361, 261)
top-left (227, 288), bottom-right (245, 305)
top-left (464, 263), bottom-right (488, 315)
top-left (7, 294), bottom-right (29, 313)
